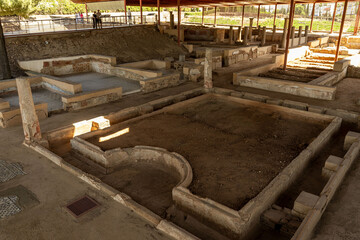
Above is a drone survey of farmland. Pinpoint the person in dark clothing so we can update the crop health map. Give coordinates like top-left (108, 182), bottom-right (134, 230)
top-left (92, 11), bottom-right (97, 29)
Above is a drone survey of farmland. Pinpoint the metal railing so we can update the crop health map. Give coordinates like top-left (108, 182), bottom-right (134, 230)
top-left (1, 15), bottom-right (157, 36)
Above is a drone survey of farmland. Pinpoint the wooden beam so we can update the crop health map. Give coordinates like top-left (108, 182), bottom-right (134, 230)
top-left (0, 19), bottom-right (12, 80)
top-left (140, 0), bottom-right (143, 24)
top-left (214, 6), bottom-right (217, 25)
top-left (335, 0), bottom-right (349, 62)
top-left (178, 0), bottom-right (181, 46)
top-left (283, 0), bottom-right (295, 70)
top-left (202, 6), bottom-right (205, 24)
top-left (273, 3), bottom-right (277, 26)
top-left (125, 0), bottom-right (127, 24)
top-left (330, 2), bottom-right (337, 34)
top-left (157, 0), bottom-right (160, 25)
top-left (257, 4), bottom-right (261, 26)
top-left (354, 1), bottom-right (360, 35)
top-left (310, 2), bottom-right (315, 32)
top-left (242, 5), bottom-right (245, 26)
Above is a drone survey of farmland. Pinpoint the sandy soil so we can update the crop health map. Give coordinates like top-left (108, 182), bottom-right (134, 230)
top-left (85, 97), bottom-right (326, 210)
top-left (5, 26), bottom-right (186, 77)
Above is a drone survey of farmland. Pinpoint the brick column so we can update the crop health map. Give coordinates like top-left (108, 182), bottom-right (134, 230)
top-left (16, 77), bottom-right (43, 143)
top-left (261, 26), bottom-right (266, 46)
top-left (298, 26), bottom-right (303, 44)
top-left (237, 26), bottom-right (242, 42)
top-left (204, 48), bottom-right (213, 89)
top-left (281, 18), bottom-right (289, 48)
top-left (249, 18), bottom-right (254, 41)
top-left (243, 26), bottom-right (249, 46)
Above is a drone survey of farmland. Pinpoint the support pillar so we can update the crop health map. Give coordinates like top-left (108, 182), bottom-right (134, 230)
top-left (335, 0), bottom-right (349, 62)
top-left (16, 77), bottom-right (42, 143)
top-left (331, 2), bottom-right (337, 34)
top-left (238, 26), bottom-right (242, 42)
top-left (202, 7), bottom-right (205, 25)
top-left (124, 0), bottom-right (127, 24)
top-left (354, 2), bottom-right (360, 35)
top-left (140, 0), bottom-right (143, 24)
top-left (298, 26), bottom-right (303, 44)
top-left (257, 5), bottom-right (261, 26)
top-left (272, 24), bottom-right (276, 41)
top-left (204, 48), bottom-right (213, 89)
top-left (261, 26), bottom-right (266, 46)
top-left (0, 19), bottom-right (11, 80)
top-left (229, 26), bottom-right (234, 45)
top-left (243, 26), bottom-right (249, 46)
top-left (157, 0), bottom-right (160, 25)
top-left (177, 0), bottom-right (181, 46)
top-left (281, 18), bottom-right (289, 48)
top-left (305, 25), bottom-right (309, 42)
top-left (214, 6), bottom-right (217, 26)
top-left (310, 3), bottom-right (315, 32)
top-left (283, 0), bottom-right (295, 70)
top-left (242, 5), bottom-right (245, 26)
top-left (291, 26), bottom-right (295, 47)
top-left (249, 17), bottom-right (254, 41)
top-left (170, 11), bottom-right (174, 29)
top-left (273, 3), bottom-right (277, 26)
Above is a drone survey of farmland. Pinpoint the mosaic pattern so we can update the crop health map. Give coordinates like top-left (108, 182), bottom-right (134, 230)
top-left (0, 160), bottom-right (26, 183)
top-left (0, 196), bottom-right (21, 219)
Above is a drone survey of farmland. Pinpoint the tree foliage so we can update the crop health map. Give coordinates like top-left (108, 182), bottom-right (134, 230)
top-left (0, 0), bottom-right (35, 17)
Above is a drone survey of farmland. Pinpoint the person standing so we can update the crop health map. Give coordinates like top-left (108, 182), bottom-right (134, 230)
top-left (96, 10), bottom-right (102, 29)
top-left (92, 11), bottom-right (97, 29)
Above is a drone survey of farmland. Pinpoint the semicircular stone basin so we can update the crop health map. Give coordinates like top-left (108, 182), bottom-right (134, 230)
top-left (69, 141), bottom-right (193, 217)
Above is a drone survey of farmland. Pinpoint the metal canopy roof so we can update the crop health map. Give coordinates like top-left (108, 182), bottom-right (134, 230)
top-left (72, 0), bottom-right (355, 7)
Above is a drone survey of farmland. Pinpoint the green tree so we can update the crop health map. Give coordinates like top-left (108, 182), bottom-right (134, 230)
top-left (0, 0), bottom-right (35, 17)
top-left (295, 4), bottom-right (305, 16)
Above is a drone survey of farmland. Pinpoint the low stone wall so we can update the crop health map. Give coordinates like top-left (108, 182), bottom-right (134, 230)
top-left (0, 103), bottom-right (48, 128)
top-left (62, 87), bottom-right (122, 111)
top-left (292, 134), bottom-right (360, 240)
top-left (233, 76), bottom-right (336, 100)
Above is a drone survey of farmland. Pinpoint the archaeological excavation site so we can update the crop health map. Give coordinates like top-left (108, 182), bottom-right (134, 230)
top-left (3, 0), bottom-right (360, 239)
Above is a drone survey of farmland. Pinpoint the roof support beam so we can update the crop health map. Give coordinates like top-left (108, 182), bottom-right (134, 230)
top-left (178, 0), bottom-right (181, 46)
top-left (353, 2), bottom-right (360, 35)
top-left (214, 6), bottom-right (217, 26)
top-left (202, 6), bottom-right (205, 25)
top-left (283, 0), bottom-right (295, 70)
top-left (140, 0), bottom-right (143, 24)
top-left (273, 3), bottom-right (277, 26)
top-left (335, 0), bottom-right (349, 62)
top-left (257, 5), bottom-right (261, 26)
top-left (157, 0), bottom-right (160, 25)
top-left (310, 2), bottom-right (315, 32)
top-left (242, 5), bottom-right (245, 26)
top-left (330, 2), bottom-right (337, 34)
top-left (125, 0), bottom-right (127, 24)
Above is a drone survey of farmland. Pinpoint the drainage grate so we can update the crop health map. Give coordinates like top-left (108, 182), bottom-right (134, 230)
top-left (66, 196), bottom-right (99, 217)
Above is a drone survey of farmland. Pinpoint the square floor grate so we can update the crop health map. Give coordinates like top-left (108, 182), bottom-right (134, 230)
top-left (66, 196), bottom-right (99, 217)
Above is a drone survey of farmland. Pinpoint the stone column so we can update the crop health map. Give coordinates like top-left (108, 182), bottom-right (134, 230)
top-left (305, 25), bottom-right (309, 43)
top-left (249, 18), bottom-right (254, 42)
top-left (281, 18), bottom-right (289, 48)
top-left (261, 26), bottom-right (266, 46)
top-left (16, 77), bottom-right (42, 143)
top-left (237, 26), bottom-right (242, 42)
top-left (170, 11), bottom-right (175, 29)
top-left (257, 25), bottom-right (261, 40)
top-left (298, 26), bottom-right (303, 44)
top-left (0, 19), bottom-right (11, 80)
top-left (272, 24), bottom-right (276, 41)
top-left (204, 48), bottom-right (213, 89)
top-left (291, 26), bottom-right (295, 47)
top-left (229, 26), bottom-right (234, 45)
top-left (243, 26), bottom-right (249, 46)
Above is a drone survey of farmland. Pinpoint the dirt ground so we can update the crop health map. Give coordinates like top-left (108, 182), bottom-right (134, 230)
top-left (84, 97), bottom-right (326, 210)
top-left (5, 26), bottom-right (186, 77)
